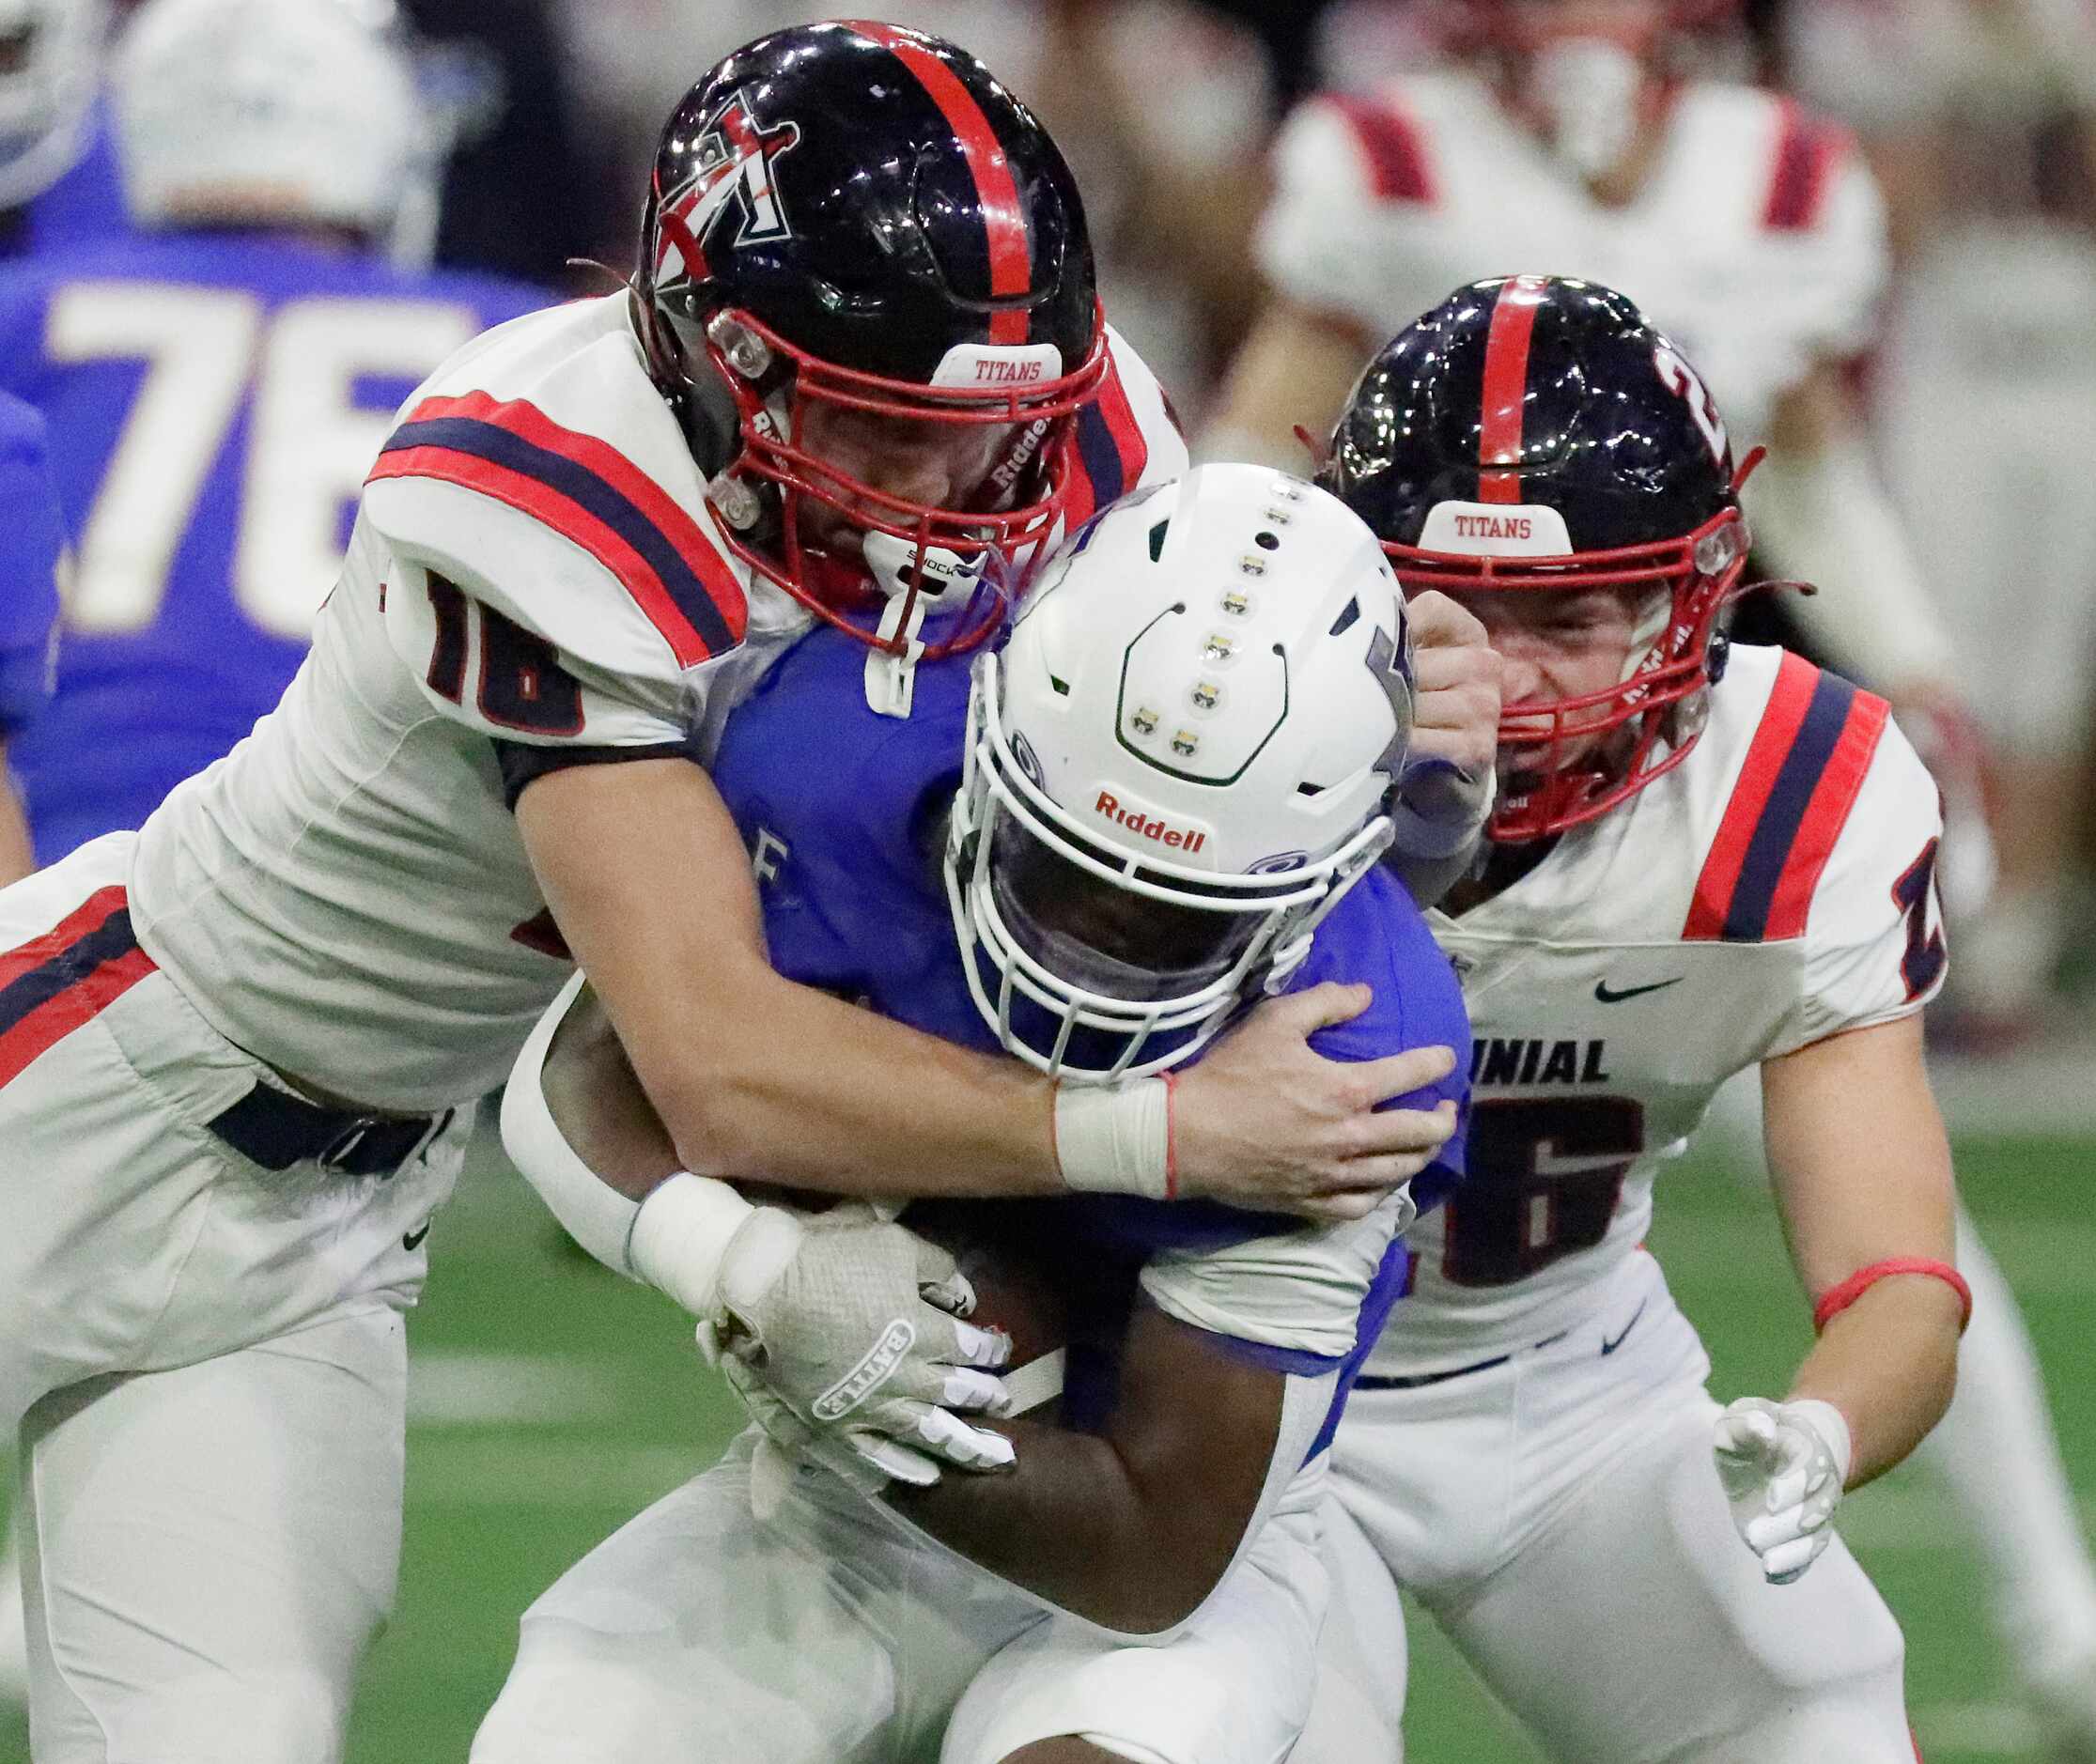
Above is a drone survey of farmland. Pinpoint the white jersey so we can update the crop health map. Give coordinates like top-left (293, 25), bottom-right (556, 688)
top-left (1259, 70), bottom-right (1887, 443)
top-left (128, 293), bottom-right (1184, 1112)
top-left (1368, 644), bottom-right (1947, 1377)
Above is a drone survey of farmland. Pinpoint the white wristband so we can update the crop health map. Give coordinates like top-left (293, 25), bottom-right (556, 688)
top-left (628, 1171), bottom-right (762, 1318)
top-left (1053, 1076), bottom-right (1175, 1199)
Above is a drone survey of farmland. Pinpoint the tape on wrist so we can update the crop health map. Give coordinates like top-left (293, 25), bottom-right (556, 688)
top-left (628, 1171), bottom-right (760, 1318)
top-left (1053, 1075), bottom-right (1176, 1199)
top-left (1389, 758), bottom-right (1496, 860)
top-left (1811, 1257), bottom-right (1972, 1336)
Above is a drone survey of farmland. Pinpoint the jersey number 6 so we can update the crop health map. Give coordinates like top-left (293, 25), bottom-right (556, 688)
top-left (1441, 1096), bottom-right (1646, 1289)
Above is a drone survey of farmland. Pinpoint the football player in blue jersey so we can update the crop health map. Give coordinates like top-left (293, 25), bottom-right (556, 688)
top-left (0, 0), bottom-right (105, 255)
top-left (0, 0), bottom-right (547, 861)
top-left (483, 467), bottom-right (1472, 1764)
top-left (0, 392), bottom-right (58, 882)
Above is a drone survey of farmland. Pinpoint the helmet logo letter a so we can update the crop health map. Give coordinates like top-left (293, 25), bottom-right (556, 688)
top-left (660, 91), bottom-right (803, 271)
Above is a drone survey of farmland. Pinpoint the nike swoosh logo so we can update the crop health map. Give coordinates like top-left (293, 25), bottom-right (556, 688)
top-left (1600, 1299), bottom-right (1648, 1355)
top-left (1593, 976), bottom-right (1685, 1004)
top-left (402, 1223), bottom-right (432, 1252)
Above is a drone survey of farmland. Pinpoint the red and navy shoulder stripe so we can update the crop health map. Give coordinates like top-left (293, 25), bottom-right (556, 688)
top-left (1063, 345), bottom-right (1152, 530)
top-left (368, 391), bottom-right (747, 670)
top-left (1685, 653), bottom-right (1888, 943)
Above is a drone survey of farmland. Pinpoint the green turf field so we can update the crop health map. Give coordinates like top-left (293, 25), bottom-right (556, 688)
top-left (3, 1127), bottom-right (2088, 1762)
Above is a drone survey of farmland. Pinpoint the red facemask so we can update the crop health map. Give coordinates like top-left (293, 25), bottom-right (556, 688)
top-left (1388, 452), bottom-right (1764, 843)
top-left (696, 307), bottom-right (1110, 661)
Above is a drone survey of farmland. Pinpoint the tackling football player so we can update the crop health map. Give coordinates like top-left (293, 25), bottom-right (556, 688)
top-left (1288, 277), bottom-right (1960, 1762)
top-left (477, 467), bottom-right (1471, 1764)
top-left (0, 21), bottom-right (1464, 1762)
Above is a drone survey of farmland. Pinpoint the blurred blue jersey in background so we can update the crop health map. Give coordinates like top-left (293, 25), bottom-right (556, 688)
top-left (0, 390), bottom-right (63, 740)
top-left (0, 231), bottom-right (545, 861)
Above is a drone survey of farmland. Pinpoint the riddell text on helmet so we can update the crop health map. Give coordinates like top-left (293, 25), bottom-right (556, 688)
top-left (1095, 791), bottom-right (1206, 853)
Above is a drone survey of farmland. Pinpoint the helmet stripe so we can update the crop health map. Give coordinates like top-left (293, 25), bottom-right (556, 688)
top-left (847, 21), bottom-right (1034, 345)
top-left (1476, 274), bottom-right (1549, 504)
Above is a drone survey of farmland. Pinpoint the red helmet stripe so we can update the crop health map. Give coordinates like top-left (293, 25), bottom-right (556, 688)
top-left (848, 21), bottom-right (1033, 345)
top-left (1476, 274), bottom-right (1548, 504)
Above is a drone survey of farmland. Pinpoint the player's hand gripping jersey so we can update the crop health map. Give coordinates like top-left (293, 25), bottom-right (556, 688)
top-left (1260, 70), bottom-right (1885, 443)
top-left (120, 293), bottom-right (1179, 1111)
top-left (1371, 644), bottom-right (1946, 1378)
top-left (0, 232), bottom-right (547, 860)
top-left (707, 605), bottom-right (1469, 1433)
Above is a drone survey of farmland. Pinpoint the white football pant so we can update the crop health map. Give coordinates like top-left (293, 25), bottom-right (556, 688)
top-left (1296, 1251), bottom-right (1913, 1763)
top-left (474, 1426), bottom-right (1330, 1764)
top-left (0, 835), bottom-right (466, 1761)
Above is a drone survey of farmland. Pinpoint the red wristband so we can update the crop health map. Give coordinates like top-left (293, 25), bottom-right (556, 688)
top-left (1161, 1069), bottom-right (1179, 1201)
top-left (1812, 1258), bottom-right (1972, 1335)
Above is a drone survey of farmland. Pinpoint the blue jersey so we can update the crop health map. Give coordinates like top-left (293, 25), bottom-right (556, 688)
top-left (0, 392), bottom-right (62, 736)
top-left (710, 619), bottom-right (1471, 1419)
top-left (0, 230), bottom-right (547, 860)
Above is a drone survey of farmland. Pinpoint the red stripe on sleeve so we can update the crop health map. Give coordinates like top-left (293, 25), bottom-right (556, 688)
top-left (1476, 275), bottom-right (1546, 505)
top-left (1762, 100), bottom-right (1850, 232)
top-left (851, 22), bottom-right (1033, 345)
top-left (1683, 652), bottom-right (1822, 939)
top-left (1760, 689), bottom-right (1888, 939)
top-left (1322, 93), bottom-right (1436, 202)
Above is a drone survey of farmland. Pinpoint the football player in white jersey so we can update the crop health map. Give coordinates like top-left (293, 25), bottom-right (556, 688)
top-left (1205, 0), bottom-right (1978, 781)
top-left (1289, 277), bottom-right (1964, 1762)
top-left (0, 23), bottom-right (1470, 1763)
top-left (474, 468), bottom-right (1468, 1764)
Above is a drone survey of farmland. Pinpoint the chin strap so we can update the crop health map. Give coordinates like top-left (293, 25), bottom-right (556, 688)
top-left (860, 532), bottom-right (988, 720)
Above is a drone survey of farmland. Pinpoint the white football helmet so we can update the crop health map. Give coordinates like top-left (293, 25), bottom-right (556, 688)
top-left (0, 0), bottom-right (105, 210)
top-left (946, 463), bottom-right (1415, 1079)
top-left (110, 0), bottom-right (427, 242)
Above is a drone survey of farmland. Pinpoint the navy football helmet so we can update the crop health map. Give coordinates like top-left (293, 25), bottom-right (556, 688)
top-left (1323, 274), bottom-right (1761, 842)
top-left (634, 21), bottom-right (1106, 658)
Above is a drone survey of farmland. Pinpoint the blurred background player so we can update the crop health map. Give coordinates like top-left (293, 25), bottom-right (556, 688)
top-left (0, 0), bottom-right (550, 865)
top-left (0, 0), bottom-right (107, 255)
top-left (1782, 3), bottom-right (2096, 1744)
top-left (1205, 0), bottom-right (1982, 794)
top-left (1785, 0), bottom-right (2096, 1044)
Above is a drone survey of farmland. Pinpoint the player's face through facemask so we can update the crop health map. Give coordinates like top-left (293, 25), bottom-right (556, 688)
top-left (987, 812), bottom-right (1263, 1009)
top-left (789, 401), bottom-right (1021, 564)
top-left (1498, 0), bottom-right (1671, 180)
top-left (1452, 583), bottom-right (1653, 773)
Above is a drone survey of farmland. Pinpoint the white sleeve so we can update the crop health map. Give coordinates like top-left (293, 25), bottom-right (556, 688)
top-left (1254, 96), bottom-right (1449, 335)
top-left (1138, 1189), bottom-right (1409, 1366)
top-left (1773, 716), bottom-right (1949, 1056)
top-left (1795, 143), bottom-right (1891, 367)
top-left (365, 472), bottom-right (730, 749)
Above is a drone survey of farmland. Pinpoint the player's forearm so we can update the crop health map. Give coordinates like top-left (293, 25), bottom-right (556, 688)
top-left (1787, 1277), bottom-right (1964, 1487)
top-left (885, 1416), bottom-right (1241, 1634)
top-left (640, 963), bottom-right (1063, 1195)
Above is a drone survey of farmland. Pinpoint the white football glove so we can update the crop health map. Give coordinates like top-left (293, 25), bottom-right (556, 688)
top-left (699, 1201), bottom-right (1017, 1479)
top-left (1712, 1396), bottom-right (1854, 1585)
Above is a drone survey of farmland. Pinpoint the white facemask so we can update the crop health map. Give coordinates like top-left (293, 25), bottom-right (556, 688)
top-left (1529, 36), bottom-right (1644, 182)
